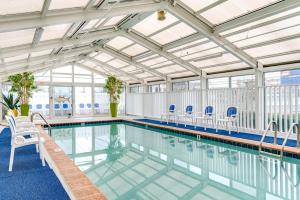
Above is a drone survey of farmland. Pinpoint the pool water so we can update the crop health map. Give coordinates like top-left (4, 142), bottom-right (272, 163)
top-left (51, 123), bottom-right (300, 200)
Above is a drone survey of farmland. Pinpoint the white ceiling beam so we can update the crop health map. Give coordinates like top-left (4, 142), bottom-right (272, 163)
top-left (41, 0), bottom-right (52, 17)
top-left (0, 29), bottom-right (119, 59)
top-left (86, 56), bottom-right (144, 83)
top-left (101, 46), bottom-right (167, 80)
top-left (0, 0), bottom-right (166, 33)
top-left (215, 0), bottom-right (300, 33)
top-left (124, 30), bottom-right (202, 76)
top-left (76, 63), bottom-right (109, 78)
top-left (167, 2), bottom-right (257, 68)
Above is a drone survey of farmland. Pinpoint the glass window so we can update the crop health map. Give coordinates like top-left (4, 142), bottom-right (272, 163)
top-left (148, 84), bottom-right (166, 93)
top-left (94, 74), bottom-right (106, 84)
top-left (31, 86), bottom-right (49, 116)
top-left (52, 65), bottom-right (72, 83)
top-left (75, 87), bottom-right (92, 115)
top-left (265, 69), bottom-right (300, 86)
top-left (172, 81), bottom-right (188, 91)
top-left (231, 75), bottom-right (255, 88)
top-left (130, 86), bottom-right (143, 93)
top-left (189, 80), bottom-right (201, 90)
top-left (35, 70), bottom-right (50, 82)
top-left (208, 77), bottom-right (229, 89)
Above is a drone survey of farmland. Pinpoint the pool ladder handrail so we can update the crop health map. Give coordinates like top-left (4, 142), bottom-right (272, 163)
top-left (280, 123), bottom-right (300, 157)
top-left (259, 121), bottom-right (278, 152)
top-left (31, 112), bottom-right (52, 136)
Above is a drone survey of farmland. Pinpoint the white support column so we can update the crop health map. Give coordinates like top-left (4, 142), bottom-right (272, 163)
top-left (255, 63), bottom-right (264, 132)
top-left (142, 84), bottom-right (148, 118)
top-left (71, 64), bottom-right (75, 117)
top-left (165, 78), bottom-right (172, 113)
top-left (49, 68), bottom-right (54, 119)
top-left (201, 72), bottom-right (207, 111)
top-left (91, 72), bottom-right (95, 116)
top-left (0, 83), bottom-right (2, 120)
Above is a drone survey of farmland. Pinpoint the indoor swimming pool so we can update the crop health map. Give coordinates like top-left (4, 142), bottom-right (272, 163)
top-left (51, 122), bottom-right (300, 200)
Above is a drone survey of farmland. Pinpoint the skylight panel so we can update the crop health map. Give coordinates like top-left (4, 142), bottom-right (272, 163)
top-left (201, 0), bottom-right (279, 25)
top-left (122, 44), bottom-right (148, 56)
top-left (259, 52), bottom-right (300, 65)
top-left (107, 59), bottom-right (128, 68)
top-left (106, 36), bottom-right (134, 50)
top-left (132, 12), bottom-right (179, 36)
top-left (181, 47), bottom-right (224, 60)
top-left (136, 54), bottom-right (159, 62)
top-left (150, 61), bottom-right (174, 69)
top-left (103, 15), bottom-right (127, 26)
top-left (245, 38), bottom-right (300, 58)
top-left (31, 49), bottom-right (52, 57)
top-left (156, 65), bottom-right (185, 73)
top-left (172, 42), bottom-right (218, 57)
top-left (168, 71), bottom-right (194, 78)
top-left (41, 24), bottom-right (71, 41)
top-left (0, 0), bottom-right (43, 15)
top-left (82, 61), bottom-right (97, 68)
top-left (0, 29), bottom-right (35, 48)
top-left (150, 22), bottom-right (197, 45)
top-left (94, 52), bottom-right (114, 62)
top-left (49, 0), bottom-right (89, 10)
top-left (179, 0), bottom-right (219, 12)
top-left (4, 54), bottom-right (28, 63)
top-left (204, 62), bottom-right (249, 73)
top-left (136, 72), bottom-right (152, 78)
top-left (141, 57), bottom-right (168, 66)
top-left (121, 66), bottom-right (138, 72)
top-left (191, 53), bottom-right (239, 67)
top-left (167, 38), bottom-right (208, 52)
top-left (82, 19), bottom-right (99, 30)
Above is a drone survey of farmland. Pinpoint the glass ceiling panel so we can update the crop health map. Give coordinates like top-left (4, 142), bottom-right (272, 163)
top-left (149, 61), bottom-right (174, 69)
top-left (107, 59), bottom-right (128, 68)
top-left (103, 15), bottom-right (127, 26)
top-left (135, 72), bottom-right (152, 78)
top-left (82, 19), bottom-right (99, 30)
top-left (0, 0), bottom-right (43, 15)
top-left (259, 52), bottom-right (300, 65)
top-left (191, 53), bottom-right (239, 68)
top-left (136, 54), bottom-right (159, 62)
top-left (168, 71), bottom-right (194, 78)
top-left (0, 29), bottom-right (35, 48)
top-left (167, 38), bottom-right (209, 52)
top-left (132, 12), bottom-right (179, 36)
top-left (150, 22), bottom-right (197, 45)
top-left (106, 36), bottom-right (134, 50)
top-left (201, 0), bottom-right (279, 25)
top-left (94, 52), bottom-right (114, 63)
top-left (122, 44), bottom-right (148, 56)
top-left (172, 42), bottom-right (218, 57)
top-left (49, 0), bottom-right (89, 10)
top-left (181, 47), bottom-right (224, 60)
top-left (141, 57), bottom-right (168, 66)
top-left (233, 25), bottom-right (300, 48)
top-left (156, 65), bottom-right (185, 74)
top-left (244, 38), bottom-right (300, 58)
top-left (121, 66), bottom-right (138, 72)
top-left (41, 24), bottom-right (71, 41)
top-left (83, 61), bottom-right (97, 68)
top-left (179, 0), bottom-right (219, 12)
top-left (203, 62), bottom-right (249, 73)
top-left (31, 49), bottom-right (52, 57)
top-left (4, 53), bottom-right (28, 63)
top-left (220, 7), bottom-right (300, 36)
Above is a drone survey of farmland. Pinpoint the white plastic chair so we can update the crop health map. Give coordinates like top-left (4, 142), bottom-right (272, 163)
top-left (161, 104), bottom-right (176, 124)
top-left (6, 115), bottom-right (45, 172)
top-left (216, 106), bottom-right (239, 134)
top-left (176, 105), bottom-right (194, 127)
top-left (194, 106), bottom-right (214, 130)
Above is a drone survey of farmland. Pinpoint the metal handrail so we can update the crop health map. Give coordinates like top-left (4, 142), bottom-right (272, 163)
top-left (31, 112), bottom-right (52, 136)
top-left (281, 123), bottom-right (300, 157)
top-left (281, 163), bottom-right (300, 187)
top-left (259, 157), bottom-right (279, 180)
top-left (259, 121), bottom-right (278, 152)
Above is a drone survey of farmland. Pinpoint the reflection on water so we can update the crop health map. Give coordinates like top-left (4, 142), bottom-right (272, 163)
top-left (52, 123), bottom-right (300, 200)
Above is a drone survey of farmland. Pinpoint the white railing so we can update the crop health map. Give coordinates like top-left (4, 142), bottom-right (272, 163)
top-left (126, 85), bottom-right (300, 133)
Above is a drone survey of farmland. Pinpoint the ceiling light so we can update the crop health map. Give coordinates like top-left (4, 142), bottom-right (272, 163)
top-left (157, 10), bottom-right (166, 21)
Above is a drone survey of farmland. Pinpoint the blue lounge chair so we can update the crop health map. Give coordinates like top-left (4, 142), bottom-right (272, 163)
top-left (216, 106), bottom-right (238, 134)
top-left (194, 106), bottom-right (214, 130)
top-left (176, 105), bottom-right (194, 127)
top-left (161, 104), bottom-right (176, 124)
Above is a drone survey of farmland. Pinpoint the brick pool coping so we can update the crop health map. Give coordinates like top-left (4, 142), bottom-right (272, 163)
top-left (37, 126), bottom-right (107, 200)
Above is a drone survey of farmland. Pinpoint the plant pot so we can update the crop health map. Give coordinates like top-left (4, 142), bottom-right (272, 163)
top-left (110, 103), bottom-right (118, 117)
top-left (20, 104), bottom-right (30, 116)
top-left (12, 108), bottom-right (18, 117)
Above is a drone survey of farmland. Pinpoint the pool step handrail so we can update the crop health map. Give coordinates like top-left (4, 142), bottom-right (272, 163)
top-left (281, 162), bottom-right (300, 187)
top-left (31, 112), bottom-right (52, 136)
top-left (280, 123), bottom-right (300, 157)
top-left (258, 156), bottom-right (279, 179)
top-left (259, 121), bottom-right (278, 153)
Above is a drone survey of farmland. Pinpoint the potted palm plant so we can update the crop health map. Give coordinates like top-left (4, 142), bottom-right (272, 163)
top-left (104, 76), bottom-right (123, 117)
top-left (1, 93), bottom-right (20, 117)
top-left (8, 72), bottom-right (37, 116)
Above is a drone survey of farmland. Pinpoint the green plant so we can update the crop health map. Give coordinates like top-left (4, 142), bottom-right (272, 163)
top-left (1, 93), bottom-right (20, 110)
top-left (8, 72), bottom-right (37, 105)
top-left (104, 76), bottom-right (123, 104)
